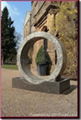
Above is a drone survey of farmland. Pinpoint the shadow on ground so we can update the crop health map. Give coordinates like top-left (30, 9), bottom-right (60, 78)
top-left (12, 77), bottom-right (77, 95)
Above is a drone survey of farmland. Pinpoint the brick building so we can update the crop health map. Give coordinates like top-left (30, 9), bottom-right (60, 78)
top-left (24, 1), bottom-right (78, 78)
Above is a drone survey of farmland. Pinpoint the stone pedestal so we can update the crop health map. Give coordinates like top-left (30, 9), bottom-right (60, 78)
top-left (12, 77), bottom-right (70, 94)
top-left (51, 79), bottom-right (70, 94)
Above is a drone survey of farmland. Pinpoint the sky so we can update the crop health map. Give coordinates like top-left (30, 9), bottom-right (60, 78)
top-left (1, 1), bottom-right (32, 41)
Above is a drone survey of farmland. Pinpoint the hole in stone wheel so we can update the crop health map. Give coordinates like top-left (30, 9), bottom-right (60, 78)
top-left (29, 39), bottom-right (56, 78)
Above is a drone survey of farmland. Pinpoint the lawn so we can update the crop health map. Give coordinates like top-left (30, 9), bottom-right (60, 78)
top-left (2, 64), bottom-right (18, 70)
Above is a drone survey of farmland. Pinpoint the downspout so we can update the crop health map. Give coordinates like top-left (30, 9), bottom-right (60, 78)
top-left (29, 13), bottom-right (32, 34)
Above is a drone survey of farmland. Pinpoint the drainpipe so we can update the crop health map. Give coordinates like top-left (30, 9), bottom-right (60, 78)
top-left (29, 12), bottom-right (33, 63)
top-left (30, 13), bottom-right (32, 34)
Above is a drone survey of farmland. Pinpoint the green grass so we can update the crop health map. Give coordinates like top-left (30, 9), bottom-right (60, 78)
top-left (2, 64), bottom-right (18, 70)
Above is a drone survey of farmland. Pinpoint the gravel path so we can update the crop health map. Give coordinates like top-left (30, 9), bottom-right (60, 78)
top-left (1, 68), bottom-right (78, 117)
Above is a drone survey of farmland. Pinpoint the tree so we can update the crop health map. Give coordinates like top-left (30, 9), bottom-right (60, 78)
top-left (55, 2), bottom-right (78, 77)
top-left (1, 7), bottom-right (17, 64)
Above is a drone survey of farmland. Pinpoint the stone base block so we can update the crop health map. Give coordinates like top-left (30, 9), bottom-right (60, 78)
top-left (52, 79), bottom-right (70, 94)
top-left (12, 77), bottom-right (70, 94)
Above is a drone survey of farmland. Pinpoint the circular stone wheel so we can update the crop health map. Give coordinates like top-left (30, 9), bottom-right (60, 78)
top-left (17, 32), bottom-right (66, 84)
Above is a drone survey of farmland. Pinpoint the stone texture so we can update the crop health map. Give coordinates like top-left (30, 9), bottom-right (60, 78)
top-left (13, 77), bottom-right (70, 94)
top-left (17, 32), bottom-right (66, 84)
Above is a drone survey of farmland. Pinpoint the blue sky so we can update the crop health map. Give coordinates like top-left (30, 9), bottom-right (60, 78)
top-left (1, 1), bottom-right (32, 36)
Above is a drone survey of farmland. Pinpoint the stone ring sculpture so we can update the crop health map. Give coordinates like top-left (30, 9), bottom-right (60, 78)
top-left (17, 32), bottom-right (66, 84)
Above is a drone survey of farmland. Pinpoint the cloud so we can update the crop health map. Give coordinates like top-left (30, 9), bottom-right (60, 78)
top-left (1, 1), bottom-right (20, 16)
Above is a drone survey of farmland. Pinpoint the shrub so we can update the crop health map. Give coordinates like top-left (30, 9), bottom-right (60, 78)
top-left (35, 46), bottom-right (52, 65)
